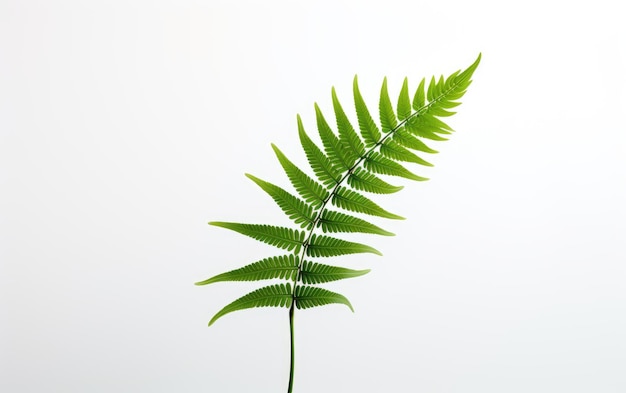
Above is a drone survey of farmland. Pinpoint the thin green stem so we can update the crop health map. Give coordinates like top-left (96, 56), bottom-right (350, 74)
top-left (287, 303), bottom-right (296, 393)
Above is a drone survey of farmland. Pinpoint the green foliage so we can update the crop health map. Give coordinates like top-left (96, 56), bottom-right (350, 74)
top-left (197, 54), bottom-right (480, 392)
top-left (208, 283), bottom-right (293, 326)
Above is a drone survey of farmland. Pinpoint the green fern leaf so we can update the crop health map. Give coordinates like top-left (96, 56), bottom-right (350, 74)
top-left (426, 75), bottom-right (436, 102)
top-left (405, 116), bottom-right (449, 141)
top-left (307, 234), bottom-right (382, 257)
top-left (418, 114), bottom-right (454, 133)
top-left (195, 255), bottom-right (298, 285)
top-left (380, 139), bottom-right (433, 167)
top-left (315, 103), bottom-right (351, 171)
top-left (300, 260), bottom-right (370, 284)
top-left (434, 75), bottom-right (445, 97)
top-left (209, 283), bottom-right (293, 326)
top-left (200, 54), bottom-right (481, 392)
top-left (347, 167), bottom-right (404, 194)
top-left (318, 209), bottom-right (394, 236)
top-left (298, 115), bottom-right (341, 187)
top-left (364, 152), bottom-right (428, 181)
top-left (393, 127), bottom-right (438, 154)
top-left (272, 144), bottom-right (329, 208)
top-left (397, 77), bottom-right (412, 120)
top-left (209, 222), bottom-right (304, 252)
top-left (412, 77), bottom-right (426, 110)
top-left (246, 174), bottom-right (315, 229)
top-left (332, 87), bottom-right (365, 162)
top-left (294, 285), bottom-right (354, 311)
top-left (332, 186), bottom-right (404, 219)
top-left (379, 77), bottom-right (398, 133)
top-left (429, 106), bottom-right (456, 117)
top-left (353, 76), bottom-right (381, 147)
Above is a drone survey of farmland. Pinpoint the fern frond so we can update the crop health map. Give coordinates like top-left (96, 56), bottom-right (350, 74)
top-left (332, 186), bottom-right (404, 219)
top-left (195, 255), bottom-right (298, 285)
top-left (397, 77), bottom-right (412, 120)
top-left (307, 234), bottom-right (382, 257)
top-left (294, 285), bottom-right (354, 311)
top-left (208, 283), bottom-right (293, 326)
top-left (379, 77), bottom-right (397, 133)
top-left (347, 167), bottom-right (404, 195)
top-left (201, 54), bottom-right (481, 391)
top-left (300, 261), bottom-right (370, 285)
top-left (364, 152), bottom-right (428, 181)
top-left (246, 174), bottom-right (315, 229)
top-left (315, 103), bottom-right (351, 171)
top-left (318, 209), bottom-right (394, 236)
top-left (380, 139), bottom-right (433, 167)
top-left (353, 76), bottom-right (381, 147)
top-left (332, 87), bottom-right (364, 163)
top-left (209, 222), bottom-right (304, 252)
top-left (298, 115), bottom-right (341, 187)
top-left (271, 144), bottom-right (329, 208)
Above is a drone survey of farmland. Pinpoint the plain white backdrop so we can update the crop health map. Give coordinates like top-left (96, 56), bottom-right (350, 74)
top-left (1, 1), bottom-right (625, 392)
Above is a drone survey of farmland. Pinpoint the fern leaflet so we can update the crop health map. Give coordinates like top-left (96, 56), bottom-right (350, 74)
top-left (209, 283), bottom-right (293, 326)
top-left (294, 285), bottom-right (353, 311)
top-left (300, 261), bottom-right (370, 285)
top-left (195, 255), bottom-right (298, 285)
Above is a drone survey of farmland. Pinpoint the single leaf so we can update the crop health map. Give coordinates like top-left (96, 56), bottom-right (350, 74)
top-left (298, 115), bottom-right (341, 187)
top-left (380, 139), bottom-right (433, 167)
top-left (295, 285), bottom-right (354, 311)
top-left (393, 127), bottom-right (439, 154)
top-left (426, 75), bottom-right (436, 102)
top-left (318, 209), bottom-right (394, 236)
top-left (272, 144), bottom-right (329, 207)
top-left (397, 77), bottom-right (411, 120)
top-left (353, 75), bottom-right (381, 147)
top-left (429, 106), bottom-right (456, 117)
top-left (208, 283), bottom-right (293, 326)
top-left (364, 152), bottom-right (429, 181)
top-left (405, 117), bottom-right (449, 141)
top-left (307, 234), bottom-right (382, 257)
top-left (347, 167), bottom-right (404, 194)
top-left (379, 77), bottom-right (398, 133)
top-left (332, 186), bottom-right (404, 220)
top-left (195, 255), bottom-right (298, 285)
top-left (209, 222), bottom-right (304, 252)
top-left (300, 260), bottom-right (370, 284)
top-left (419, 114), bottom-right (454, 132)
top-left (332, 87), bottom-right (364, 163)
top-left (315, 103), bottom-right (351, 171)
top-left (246, 173), bottom-right (315, 229)
top-left (412, 77), bottom-right (426, 110)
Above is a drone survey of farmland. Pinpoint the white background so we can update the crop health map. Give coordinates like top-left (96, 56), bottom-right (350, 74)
top-left (1, 1), bottom-right (625, 392)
